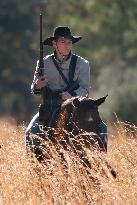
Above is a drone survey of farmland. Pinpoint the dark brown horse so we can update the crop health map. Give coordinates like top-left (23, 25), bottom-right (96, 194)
top-left (26, 95), bottom-right (116, 178)
top-left (27, 95), bottom-right (107, 162)
top-left (49, 95), bottom-right (108, 151)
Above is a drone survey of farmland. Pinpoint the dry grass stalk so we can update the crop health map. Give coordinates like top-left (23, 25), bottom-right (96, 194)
top-left (0, 118), bottom-right (137, 204)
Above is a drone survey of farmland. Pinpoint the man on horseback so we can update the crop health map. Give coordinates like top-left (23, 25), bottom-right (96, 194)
top-left (26, 26), bottom-right (107, 149)
top-left (32, 27), bottom-right (90, 101)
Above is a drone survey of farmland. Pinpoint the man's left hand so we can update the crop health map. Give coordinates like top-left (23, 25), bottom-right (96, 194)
top-left (60, 92), bottom-right (72, 101)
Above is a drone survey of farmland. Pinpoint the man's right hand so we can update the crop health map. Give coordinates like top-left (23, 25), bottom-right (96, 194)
top-left (35, 75), bottom-right (48, 89)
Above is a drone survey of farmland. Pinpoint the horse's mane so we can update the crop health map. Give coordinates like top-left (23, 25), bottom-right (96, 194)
top-left (56, 97), bottom-right (80, 129)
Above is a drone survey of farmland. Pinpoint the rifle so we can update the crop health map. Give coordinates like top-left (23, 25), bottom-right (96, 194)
top-left (38, 13), bottom-right (50, 122)
top-left (38, 13), bottom-right (48, 105)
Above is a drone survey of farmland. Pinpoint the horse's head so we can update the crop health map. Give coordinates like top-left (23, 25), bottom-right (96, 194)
top-left (72, 95), bottom-right (108, 133)
top-left (60, 95), bottom-right (108, 134)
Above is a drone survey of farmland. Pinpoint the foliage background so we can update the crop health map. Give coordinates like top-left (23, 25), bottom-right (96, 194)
top-left (0, 0), bottom-right (137, 124)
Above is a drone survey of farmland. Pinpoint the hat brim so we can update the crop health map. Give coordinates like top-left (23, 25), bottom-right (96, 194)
top-left (43, 36), bottom-right (82, 46)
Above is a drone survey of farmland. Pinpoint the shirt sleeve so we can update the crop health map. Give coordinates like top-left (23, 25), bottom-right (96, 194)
top-left (74, 58), bottom-right (91, 97)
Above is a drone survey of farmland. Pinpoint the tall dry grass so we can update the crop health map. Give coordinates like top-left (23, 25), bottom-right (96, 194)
top-left (0, 117), bottom-right (137, 205)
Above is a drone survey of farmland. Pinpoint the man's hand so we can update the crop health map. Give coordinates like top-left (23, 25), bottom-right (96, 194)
top-left (35, 75), bottom-right (48, 89)
top-left (60, 91), bottom-right (72, 101)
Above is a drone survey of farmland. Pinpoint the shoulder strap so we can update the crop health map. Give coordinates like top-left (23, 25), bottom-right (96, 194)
top-left (51, 54), bottom-right (78, 86)
top-left (69, 54), bottom-right (78, 83)
top-left (52, 55), bottom-right (69, 86)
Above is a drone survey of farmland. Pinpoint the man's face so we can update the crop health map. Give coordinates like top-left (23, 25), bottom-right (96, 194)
top-left (53, 37), bottom-right (73, 56)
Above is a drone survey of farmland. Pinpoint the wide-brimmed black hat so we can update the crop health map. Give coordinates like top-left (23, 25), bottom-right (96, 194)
top-left (43, 26), bottom-right (82, 46)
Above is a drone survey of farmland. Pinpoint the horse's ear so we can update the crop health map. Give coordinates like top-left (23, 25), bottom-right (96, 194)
top-left (73, 98), bottom-right (81, 107)
top-left (94, 95), bottom-right (108, 106)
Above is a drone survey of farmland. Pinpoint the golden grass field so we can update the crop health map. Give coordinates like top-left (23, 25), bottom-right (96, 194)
top-left (0, 117), bottom-right (137, 205)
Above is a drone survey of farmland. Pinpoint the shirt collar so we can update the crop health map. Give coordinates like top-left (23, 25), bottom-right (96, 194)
top-left (53, 50), bottom-right (72, 65)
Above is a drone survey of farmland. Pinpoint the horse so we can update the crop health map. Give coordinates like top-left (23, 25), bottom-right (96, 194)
top-left (25, 95), bottom-right (116, 178)
top-left (55, 95), bottom-right (116, 178)
top-left (49, 95), bottom-right (108, 151)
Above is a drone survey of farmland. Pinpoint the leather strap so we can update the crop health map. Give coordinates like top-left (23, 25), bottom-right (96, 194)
top-left (52, 55), bottom-right (70, 85)
top-left (69, 54), bottom-right (78, 83)
top-left (52, 54), bottom-right (78, 86)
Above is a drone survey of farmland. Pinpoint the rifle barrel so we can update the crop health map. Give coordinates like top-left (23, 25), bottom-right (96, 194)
top-left (39, 13), bottom-right (44, 72)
